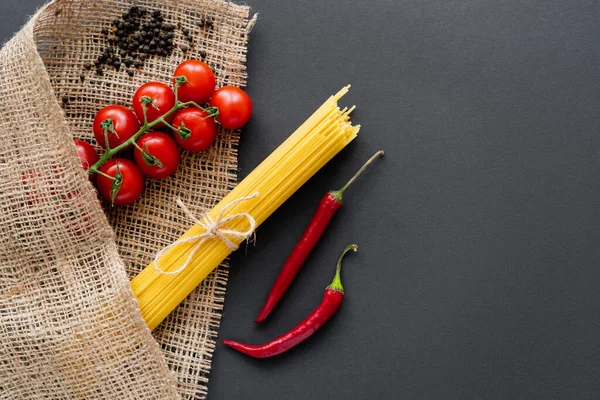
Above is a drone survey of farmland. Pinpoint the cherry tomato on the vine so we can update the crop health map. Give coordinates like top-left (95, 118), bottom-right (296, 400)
top-left (173, 60), bottom-right (216, 104)
top-left (134, 132), bottom-right (181, 179)
top-left (132, 82), bottom-right (176, 127)
top-left (97, 158), bottom-right (144, 206)
top-left (73, 140), bottom-right (99, 174)
top-left (209, 86), bottom-right (252, 130)
top-left (93, 105), bottom-right (140, 149)
top-left (172, 108), bottom-right (217, 152)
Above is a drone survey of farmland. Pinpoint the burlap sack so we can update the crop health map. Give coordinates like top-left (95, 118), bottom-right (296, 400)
top-left (0, 0), bottom-right (254, 398)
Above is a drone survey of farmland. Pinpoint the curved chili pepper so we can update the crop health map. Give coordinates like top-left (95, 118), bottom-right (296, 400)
top-left (255, 151), bottom-right (383, 323)
top-left (223, 244), bottom-right (358, 358)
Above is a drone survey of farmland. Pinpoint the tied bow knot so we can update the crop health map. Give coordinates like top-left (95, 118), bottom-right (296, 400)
top-left (153, 192), bottom-right (259, 275)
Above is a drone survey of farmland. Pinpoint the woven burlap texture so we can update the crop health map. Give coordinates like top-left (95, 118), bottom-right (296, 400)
top-left (0, 0), bottom-right (254, 398)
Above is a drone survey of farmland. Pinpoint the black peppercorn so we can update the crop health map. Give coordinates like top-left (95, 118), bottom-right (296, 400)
top-left (131, 51), bottom-right (137, 58)
top-left (120, 50), bottom-right (127, 58)
top-left (127, 69), bottom-right (134, 77)
top-left (101, 27), bottom-right (109, 35)
top-left (84, 62), bottom-right (92, 70)
top-left (200, 50), bottom-right (206, 58)
top-left (80, 73), bottom-right (85, 82)
top-left (182, 27), bottom-right (190, 35)
top-left (62, 95), bottom-right (69, 103)
top-left (159, 40), bottom-right (166, 47)
top-left (106, 58), bottom-right (113, 64)
top-left (180, 45), bottom-right (189, 52)
top-left (166, 38), bottom-right (173, 45)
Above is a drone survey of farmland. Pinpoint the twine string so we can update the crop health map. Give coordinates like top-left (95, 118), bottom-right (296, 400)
top-left (153, 192), bottom-right (259, 275)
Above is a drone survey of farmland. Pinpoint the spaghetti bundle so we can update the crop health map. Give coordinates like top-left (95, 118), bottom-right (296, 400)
top-left (131, 86), bottom-right (360, 330)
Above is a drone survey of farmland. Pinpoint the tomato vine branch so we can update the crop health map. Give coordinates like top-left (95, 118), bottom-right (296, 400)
top-left (87, 79), bottom-right (212, 176)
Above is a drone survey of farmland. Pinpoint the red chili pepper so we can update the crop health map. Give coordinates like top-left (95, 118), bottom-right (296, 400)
top-left (223, 244), bottom-right (358, 358)
top-left (254, 151), bottom-right (384, 323)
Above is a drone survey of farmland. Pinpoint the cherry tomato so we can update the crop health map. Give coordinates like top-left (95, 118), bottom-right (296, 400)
top-left (132, 82), bottom-right (176, 127)
top-left (97, 158), bottom-right (144, 206)
top-left (173, 60), bottom-right (216, 104)
top-left (134, 132), bottom-right (181, 179)
top-left (93, 105), bottom-right (140, 149)
top-left (172, 108), bottom-right (217, 152)
top-left (74, 140), bottom-right (99, 173)
top-left (209, 86), bottom-right (252, 130)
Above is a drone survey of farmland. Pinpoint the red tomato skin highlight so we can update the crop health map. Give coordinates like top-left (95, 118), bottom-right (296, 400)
top-left (172, 108), bottom-right (217, 152)
top-left (134, 132), bottom-right (181, 179)
top-left (93, 105), bottom-right (140, 149)
top-left (173, 60), bottom-right (216, 104)
top-left (132, 82), bottom-right (176, 127)
top-left (209, 86), bottom-right (253, 130)
top-left (97, 158), bottom-right (144, 206)
top-left (73, 140), bottom-right (99, 173)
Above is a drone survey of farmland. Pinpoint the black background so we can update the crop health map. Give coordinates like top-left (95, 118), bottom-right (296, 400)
top-left (3, 1), bottom-right (600, 399)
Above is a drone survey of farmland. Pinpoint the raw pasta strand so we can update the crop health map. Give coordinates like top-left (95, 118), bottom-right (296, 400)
top-left (131, 87), bottom-right (359, 330)
top-left (132, 113), bottom-right (344, 296)
top-left (138, 129), bottom-right (351, 323)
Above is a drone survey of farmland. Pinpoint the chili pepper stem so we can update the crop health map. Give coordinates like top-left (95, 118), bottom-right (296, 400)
top-left (329, 150), bottom-right (384, 203)
top-left (226, 244), bottom-right (358, 358)
top-left (327, 244), bottom-right (358, 293)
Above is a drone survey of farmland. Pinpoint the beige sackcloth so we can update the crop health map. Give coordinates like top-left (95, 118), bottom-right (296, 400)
top-left (0, 0), bottom-right (255, 398)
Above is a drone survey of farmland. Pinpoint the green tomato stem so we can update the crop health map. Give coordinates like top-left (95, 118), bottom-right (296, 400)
top-left (87, 97), bottom-right (210, 175)
top-left (94, 169), bottom-right (116, 181)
